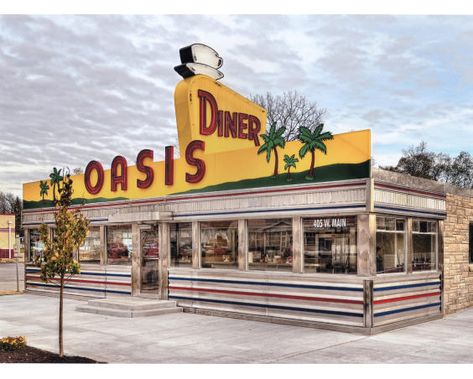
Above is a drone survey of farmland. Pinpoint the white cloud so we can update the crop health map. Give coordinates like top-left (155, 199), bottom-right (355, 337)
top-left (1, 15), bottom-right (473, 196)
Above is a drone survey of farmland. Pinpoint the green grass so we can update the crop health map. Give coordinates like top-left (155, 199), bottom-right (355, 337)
top-left (175, 160), bottom-right (370, 195)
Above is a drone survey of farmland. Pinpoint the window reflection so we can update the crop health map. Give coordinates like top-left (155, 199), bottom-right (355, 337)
top-left (376, 216), bottom-right (406, 274)
top-left (79, 226), bottom-right (101, 263)
top-left (303, 217), bottom-right (357, 274)
top-left (29, 229), bottom-right (44, 262)
top-left (412, 220), bottom-right (437, 271)
top-left (107, 225), bottom-right (133, 265)
top-left (248, 219), bottom-right (293, 271)
top-left (201, 221), bottom-right (238, 269)
top-left (170, 223), bottom-right (192, 267)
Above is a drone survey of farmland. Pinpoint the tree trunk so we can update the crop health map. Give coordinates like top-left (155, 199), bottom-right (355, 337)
top-left (287, 167), bottom-right (292, 181)
top-left (273, 148), bottom-right (279, 176)
top-left (308, 150), bottom-right (315, 178)
top-left (59, 275), bottom-right (64, 357)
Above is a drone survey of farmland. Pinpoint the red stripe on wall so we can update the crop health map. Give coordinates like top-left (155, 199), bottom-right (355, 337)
top-left (373, 291), bottom-right (440, 305)
top-left (26, 275), bottom-right (130, 287)
top-left (169, 286), bottom-right (363, 304)
top-left (0, 249), bottom-right (14, 258)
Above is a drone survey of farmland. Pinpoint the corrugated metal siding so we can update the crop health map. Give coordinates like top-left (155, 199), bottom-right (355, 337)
top-left (169, 188), bottom-right (366, 216)
top-left (25, 264), bottom-right (131, 297)
top-left (374, 189), bottom-right (446, 212)
top-left (372, 274), bottom-right (442, 326)
top-left (169, 270), bottom-right (365, 326)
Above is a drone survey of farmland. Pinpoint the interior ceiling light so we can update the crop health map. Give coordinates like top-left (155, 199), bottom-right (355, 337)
top-left (174, 43), bottom-right (224, 80)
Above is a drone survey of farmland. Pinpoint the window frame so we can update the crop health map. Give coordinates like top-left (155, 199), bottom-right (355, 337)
top-left (105, 224), bottom-right (133, 265)
top-left (247, 218), bottom-right (294, 272)
top-left (375, 215), bottom-right (408, 275)
top-left (412, 218), bottom-right (438, 273)
top-left (78, 226), bottom-right (102, 264)
top-left (301, 216), bottom-right (358, 275)
top-left (200, 220), bottom-right (239, 270)
top-left (170, 222), bottom-right (193, 268)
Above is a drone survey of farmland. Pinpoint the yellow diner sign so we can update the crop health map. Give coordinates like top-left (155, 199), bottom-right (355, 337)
top-left (23, 44), bottom-right (371, 210)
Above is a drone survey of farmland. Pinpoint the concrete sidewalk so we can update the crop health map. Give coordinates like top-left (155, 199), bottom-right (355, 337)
top-left (1, 293), bottom-right (473, 363)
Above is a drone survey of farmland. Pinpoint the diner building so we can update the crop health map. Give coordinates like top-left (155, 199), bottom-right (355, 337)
top-left (20, 45), bottom-right (473, 334)
top-left (23, 165), bottom-right (473, 334)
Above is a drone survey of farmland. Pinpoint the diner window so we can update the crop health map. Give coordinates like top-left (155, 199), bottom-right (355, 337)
top-left (201, 221), bottom-right (238, 269)
top-left (78, 226), bottom-right (101, 263)
top-left (29, 229), bottom-right (44, 262)
top-left (248, 219), bottom-right (293, 271)
top-left (141, 227), bottom-right (159, 259)
top-left (469, 223), bottom-right (473, 264)
top-left (412, 220), bottom-right (438, 271)
top-left (303, 217), bottom-right (357, 274)
top-left (170, 223), bottom-right (192, 267)
top-left (376, 216), bottom-right (406, 274)
top-left (106, 225), bottom-right (132, 265)
top-left (140, 226), bottom-right (159, 291)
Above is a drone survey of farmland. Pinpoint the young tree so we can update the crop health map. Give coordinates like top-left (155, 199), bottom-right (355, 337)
top-left (251, 91), bottom-right (326, 141)
top-left (37, 172), bottom-right (89, 357)
top-left (257, 122), bottom-right (286, 176)
top-left (298, 123), bottom-right (333, 179)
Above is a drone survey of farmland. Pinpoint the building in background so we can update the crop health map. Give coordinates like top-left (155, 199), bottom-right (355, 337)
top-left (0, 214), bottom-right (15, 259)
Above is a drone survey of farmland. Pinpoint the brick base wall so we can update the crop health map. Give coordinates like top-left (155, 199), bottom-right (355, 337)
top-left (0, 248), bottom-right (15, 258)
top-left (444, 193), bottom-right (473, 314)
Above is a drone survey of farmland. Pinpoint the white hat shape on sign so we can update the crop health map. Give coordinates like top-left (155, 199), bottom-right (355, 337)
top-left (174, 43), bottom-right (224, 80)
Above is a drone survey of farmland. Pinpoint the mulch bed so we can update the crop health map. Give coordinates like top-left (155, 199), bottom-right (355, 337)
top-left (0, 345), bottom-right (103, 363)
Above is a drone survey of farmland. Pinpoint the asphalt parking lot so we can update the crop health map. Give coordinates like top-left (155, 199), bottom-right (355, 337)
top-left (1, 293), bottom-right (473, 363)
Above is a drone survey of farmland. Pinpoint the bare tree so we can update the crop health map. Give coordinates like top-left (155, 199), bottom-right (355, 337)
top-left (381, 141), bottom-right (473, 189)
top-left (0, 191), bottom-right (23, 236)
top-left (0, 192), bottom-right (16, 214)
top-left (72, 167), bottom-right (83, 175)
top-left (251, 91), bottom-right (326, 141)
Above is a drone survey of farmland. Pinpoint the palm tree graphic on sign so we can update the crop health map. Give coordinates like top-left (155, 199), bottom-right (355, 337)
top-left (298, 124), bottom-right (333, 180)
top-left (49, 167), bottom-right (63, 203)
top-left (39, 180), bottom-right (50, 200)
top-left (257, 123), bottom-right (286, 176)
top-left (283, 154), bottom-right (299, 181)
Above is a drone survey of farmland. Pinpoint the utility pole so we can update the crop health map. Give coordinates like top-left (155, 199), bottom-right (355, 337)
top-left (9, 220), bottom-right (19, 292)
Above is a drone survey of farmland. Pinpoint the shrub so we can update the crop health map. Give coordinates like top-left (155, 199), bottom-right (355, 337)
top-left (0, 336), bottom-right (27, 351)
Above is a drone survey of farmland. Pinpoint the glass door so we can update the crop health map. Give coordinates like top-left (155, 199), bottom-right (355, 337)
top-left (140, 226), bottom-right (159, 293)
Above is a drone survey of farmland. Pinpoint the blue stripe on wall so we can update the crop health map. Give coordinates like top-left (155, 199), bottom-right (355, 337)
top-left (169, 295), bottom-right (363, 318)
top-left (27, 281), bottom-right (131, 295)
top-left (26, 268), bottom-right (131, 278)
top-left (374, 302), bottom-right (441, 317)
top-left (168, 276), bottom-right (364, 292)
top-left (374, 281), bottom-right (440, 292)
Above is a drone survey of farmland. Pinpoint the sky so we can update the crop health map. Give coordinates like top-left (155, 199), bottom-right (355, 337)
top-left (1, 14), bottom-right (473, 196)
